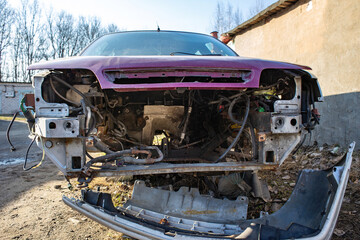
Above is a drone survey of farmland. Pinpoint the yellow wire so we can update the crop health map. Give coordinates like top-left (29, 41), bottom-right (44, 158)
top-left (31, 135), bottom-right (45, 169)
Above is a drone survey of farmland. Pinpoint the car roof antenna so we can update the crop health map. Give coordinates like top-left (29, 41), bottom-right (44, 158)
top-left (157, 22), bottom-right (160, 32)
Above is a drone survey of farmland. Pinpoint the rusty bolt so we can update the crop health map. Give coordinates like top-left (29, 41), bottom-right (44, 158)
top-left (159, 218), bottom-right (169, 225)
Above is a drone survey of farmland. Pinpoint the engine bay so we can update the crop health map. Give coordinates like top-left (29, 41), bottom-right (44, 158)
top-left (22, 68), bottom-right (321, 187)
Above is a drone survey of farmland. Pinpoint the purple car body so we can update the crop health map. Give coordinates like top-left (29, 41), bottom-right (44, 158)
top-left (29, 56), bottom-right (310, 91)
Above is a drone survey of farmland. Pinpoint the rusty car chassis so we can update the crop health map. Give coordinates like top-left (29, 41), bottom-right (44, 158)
top-left (12, 31), bottom-right (355, 239)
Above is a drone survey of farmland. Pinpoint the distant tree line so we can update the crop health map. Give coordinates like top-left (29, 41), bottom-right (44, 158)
top-left (0, 0), bottom-right (122, 83)
top-left (212, 0), bottom-right (266, 35)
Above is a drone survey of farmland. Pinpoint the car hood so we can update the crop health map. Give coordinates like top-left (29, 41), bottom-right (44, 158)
top-left (28, 56), bottom-right (311, 90)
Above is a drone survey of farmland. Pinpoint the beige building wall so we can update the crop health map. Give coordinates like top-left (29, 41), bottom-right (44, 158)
top-left (233, 0), bottom-right (360, 147)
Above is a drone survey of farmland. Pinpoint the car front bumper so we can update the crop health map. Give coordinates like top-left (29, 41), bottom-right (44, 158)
top-left (63, 142), bottom-right (355, 240)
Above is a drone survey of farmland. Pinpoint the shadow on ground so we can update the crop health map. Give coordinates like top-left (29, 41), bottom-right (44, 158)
top-left (0, 120), bottom-right (65, 209)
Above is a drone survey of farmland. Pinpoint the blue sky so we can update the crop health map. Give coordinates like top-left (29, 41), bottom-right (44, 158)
top-left (10, 0), bottom-right (277, 34)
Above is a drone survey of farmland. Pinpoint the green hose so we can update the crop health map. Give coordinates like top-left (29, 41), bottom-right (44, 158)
top-left (20, 96), bottom-right (27, 114)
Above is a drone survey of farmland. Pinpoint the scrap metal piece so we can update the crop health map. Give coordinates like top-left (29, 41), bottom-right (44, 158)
top-left (218, 173), bottom-right (252, 199)
top-left (123, 204), bottom-right (243, 235)
top-left (63, 193), bottom-right (244, 238)
top-left (251, 171), bottom-right (271, 202)
top-left (95, 162), bottom-right (277, 177)
top-left (125, 180), bottom-right (248, 223)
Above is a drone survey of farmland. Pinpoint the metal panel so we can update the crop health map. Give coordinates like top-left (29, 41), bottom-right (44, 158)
top-left (33, 72), bottom-right (69, 117)
top-left (125, 180), bottom-right (248, 223)
top-left (96, 162), bottom-right (278, 177)
top-left (271, 114), bottom-right (301, 133)
top-left (273, 76), bottom-right (301, 114)
top-left (35, 117), bottom-right (79, 138)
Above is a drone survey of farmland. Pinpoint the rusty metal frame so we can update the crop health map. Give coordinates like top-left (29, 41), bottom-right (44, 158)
top-left (93, 161), bottom-right (278, 177)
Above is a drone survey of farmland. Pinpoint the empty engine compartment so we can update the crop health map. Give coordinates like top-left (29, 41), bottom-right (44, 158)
top-left (30, 68), bottom-right (321, 182)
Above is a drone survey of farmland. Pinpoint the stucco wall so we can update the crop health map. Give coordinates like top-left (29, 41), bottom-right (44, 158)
top-left (233, 0), bottom-right (360, 148)
top-left (0, 83), bottom-right (33, 115)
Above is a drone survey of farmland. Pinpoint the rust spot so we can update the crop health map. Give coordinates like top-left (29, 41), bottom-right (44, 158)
top-left (24, 94), bottom-right (35, 108)
top-left (131, 149), bottom-right (152, 159)
top-left (258, 133), bottom-right (266, 142)
top-left (159, 218), bottom-right (169, 225)
top-left (183, 210), bottom-right (218, 215)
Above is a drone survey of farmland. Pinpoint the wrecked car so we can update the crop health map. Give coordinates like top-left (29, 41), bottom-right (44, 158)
top-left (15, 31), bottom-right (354, 239)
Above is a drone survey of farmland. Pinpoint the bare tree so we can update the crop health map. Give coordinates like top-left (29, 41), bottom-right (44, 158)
top-left (62, 16), bottom-right (105, 56)
top-left (0, 0), bottom-right (14, 82)
top-left (47, 10), bottom-right (79, 58)
top-left (79, 16), bottom-right (104, 44)
top-left (15, 0), bottom-right (46, 82)
top-left (248, 0), bottom-right (266, 18)
top-left (106, 23), bottom-right (120, 33)
top-left (11, 24), bottom-right (22, 82)
top-left (213, 2), bottom-right (224, 34)
top-left (3, 1), bottom-right (123, 82)
top-left (212, 1), bottom-right (243, 35)
top-left (233, 8), bottom-right (242, 26)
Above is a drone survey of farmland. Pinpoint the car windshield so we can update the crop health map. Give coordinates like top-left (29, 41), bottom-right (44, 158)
top-left (81, 31), bottom-right (237, 56)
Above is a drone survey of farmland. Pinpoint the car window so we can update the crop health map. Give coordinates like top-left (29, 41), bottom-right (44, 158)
top-left (81, 31), bottom-right (237, 56)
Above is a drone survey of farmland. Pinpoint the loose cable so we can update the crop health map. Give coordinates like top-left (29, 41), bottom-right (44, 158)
top-left (23, 135), bottom-right (45, 171)
top-left (216, 94), bottom-right (250, 163)
top-left (6, 111), bottom-right (19, 151)
top-left (50, 78), bottom-right (80, 106)
top-left (51, 75), bottom-right (95, 108)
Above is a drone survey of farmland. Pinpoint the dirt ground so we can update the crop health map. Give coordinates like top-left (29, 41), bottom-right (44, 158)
top-left (0, 118), bottom-right (359, 239)
top-left (0, 119), bottom-right (123, 239)
top-left (0, 162), bottom-right (126, 240)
